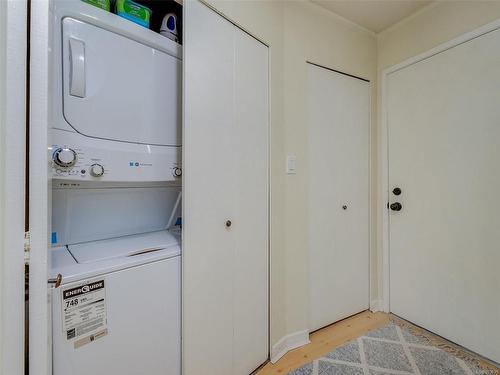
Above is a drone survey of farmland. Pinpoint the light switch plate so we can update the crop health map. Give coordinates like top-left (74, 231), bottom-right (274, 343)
top-left (286, 155), bottom-right (297, 174)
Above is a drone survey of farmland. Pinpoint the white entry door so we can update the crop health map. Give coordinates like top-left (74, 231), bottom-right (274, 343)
top-left (307, 63), bottom-right (370, 332)
top-left (183, 1), bottom-right (269, 374)
top-left (387, 26), bottom-right (500, 363)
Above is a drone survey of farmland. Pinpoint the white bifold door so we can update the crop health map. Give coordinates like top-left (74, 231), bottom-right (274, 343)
top-left (388, 26), bottom-right (500, 363)
top-left (183, 1), bottom-right (269, 374)
top-left (307, 63), bottom-right (370, 332)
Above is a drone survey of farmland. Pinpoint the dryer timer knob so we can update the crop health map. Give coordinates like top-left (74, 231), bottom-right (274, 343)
top-left (53, 148), bottom-right (77, 168)
top-left (173, 167), bottom-right (182, 178)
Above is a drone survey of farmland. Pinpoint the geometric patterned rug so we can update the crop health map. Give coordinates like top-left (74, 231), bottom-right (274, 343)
top-left (289, 321), bottom-right (499, 375)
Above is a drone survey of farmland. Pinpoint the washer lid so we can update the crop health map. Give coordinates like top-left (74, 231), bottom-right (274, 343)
top-left (68, 230), bottom-right (180, 264)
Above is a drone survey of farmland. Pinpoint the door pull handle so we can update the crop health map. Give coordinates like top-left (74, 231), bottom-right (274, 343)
top-left (69, 38), bottom-right (86, 98)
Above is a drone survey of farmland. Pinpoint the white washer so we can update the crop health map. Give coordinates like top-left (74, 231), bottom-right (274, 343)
top-left (51, 230), bottom-right (181, 375)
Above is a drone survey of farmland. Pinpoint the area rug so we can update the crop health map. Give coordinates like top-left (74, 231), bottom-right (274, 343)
top-left (289, 319), bottom-right (499, 375)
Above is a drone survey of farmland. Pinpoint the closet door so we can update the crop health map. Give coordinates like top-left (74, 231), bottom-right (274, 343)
top-left (232, 29), bottom-right (269, 374)
top-left (183, 1), bottom-right (269, 374)
top-left (307, 63), bottom-right (370, 331)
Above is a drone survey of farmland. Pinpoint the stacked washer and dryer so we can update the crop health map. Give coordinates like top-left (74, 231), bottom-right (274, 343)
top-left (48, 1), bottom-right (182, 374)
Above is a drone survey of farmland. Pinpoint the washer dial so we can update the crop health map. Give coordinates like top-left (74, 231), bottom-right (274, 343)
top-left (53, 148), bottom-right (77, 168)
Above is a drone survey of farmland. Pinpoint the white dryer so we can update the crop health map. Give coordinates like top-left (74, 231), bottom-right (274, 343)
top-left (51, 230), bottom-right (181, 375)
top-left (50, 0), bottom-right (182, 182)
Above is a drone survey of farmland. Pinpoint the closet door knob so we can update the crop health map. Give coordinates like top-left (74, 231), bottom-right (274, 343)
top-left (225, 220), bottom-right (232, 228)
top-left (342, 205), bottom-right (348, 210)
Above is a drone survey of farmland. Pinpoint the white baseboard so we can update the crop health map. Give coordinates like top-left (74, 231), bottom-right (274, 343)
top-left (271, 329), bottom-right (310, 364)
top-left (370, 299), bottom-right (381, 312)
top-left (371, 299), bottom-right (390, 313)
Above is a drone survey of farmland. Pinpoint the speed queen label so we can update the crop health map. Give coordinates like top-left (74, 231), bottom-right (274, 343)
top-left (61, 279), bottom-right (107, 342)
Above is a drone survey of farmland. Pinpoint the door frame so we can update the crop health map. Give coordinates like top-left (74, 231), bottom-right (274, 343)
top-left (379, 17), bottom-right (500, 313)
top-left (28, 0), bottom-right (51, 374)
top-left (0, 1), bottom-right (28, 374)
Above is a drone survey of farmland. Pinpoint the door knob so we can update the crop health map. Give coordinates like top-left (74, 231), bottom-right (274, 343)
top-left (392, 187), bottom-right (402, 196)
top-left (390, 202), bottom-right (402, 211)
top-left (225, 220), bottom-right (232, 228)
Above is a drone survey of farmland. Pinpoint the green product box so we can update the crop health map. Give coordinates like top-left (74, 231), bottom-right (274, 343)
top-left (81, 0), bottom-right (111, 12)
top-left (115, 0), bottom-right (151, 28)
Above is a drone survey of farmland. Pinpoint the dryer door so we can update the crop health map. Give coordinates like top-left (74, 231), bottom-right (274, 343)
top-left (61, 17), bottom-right (181, 146)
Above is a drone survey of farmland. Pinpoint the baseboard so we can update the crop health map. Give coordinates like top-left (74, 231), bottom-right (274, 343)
top-left (370, 299), bottom-right (381, 312)
top-left (270, 329), bottom-right (310, 364)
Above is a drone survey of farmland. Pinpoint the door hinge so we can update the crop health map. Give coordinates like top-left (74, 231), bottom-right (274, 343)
top-left (24, 231), bottom-right (31, 264)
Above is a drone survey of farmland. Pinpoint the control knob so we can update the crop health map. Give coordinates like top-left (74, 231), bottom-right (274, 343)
top-left (53, 148), bottom-right (77, 168)
top-left (90, 163), bottom-right (105, 177)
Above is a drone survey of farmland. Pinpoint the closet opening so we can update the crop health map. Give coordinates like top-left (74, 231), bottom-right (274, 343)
top-left (47, 0), bottom-right (183, 373)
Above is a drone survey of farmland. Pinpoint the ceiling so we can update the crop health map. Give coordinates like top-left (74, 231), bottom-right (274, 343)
top-left (311, 0), bottom-right (433, 33)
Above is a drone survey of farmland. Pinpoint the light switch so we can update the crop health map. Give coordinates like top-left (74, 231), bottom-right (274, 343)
top-left (286, 155), bottom-right (297, 174)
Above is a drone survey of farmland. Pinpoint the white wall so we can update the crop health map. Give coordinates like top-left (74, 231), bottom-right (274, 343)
top-left (376, 1), bottom-right (500, 306)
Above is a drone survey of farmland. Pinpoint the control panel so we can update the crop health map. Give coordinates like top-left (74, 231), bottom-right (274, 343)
top-left (51, 146), bottom-right (110, 180)
top-left (50, 130), bottom-right (181, 182)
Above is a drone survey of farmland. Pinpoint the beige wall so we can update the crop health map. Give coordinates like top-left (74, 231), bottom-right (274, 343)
top-left (4, 0), bottom-right (497, 363)
top-left (208, 0), bottom-right (500, 348)
top-left (376, 1), bottom-right (500, 304)
top-left (378, 1), bottom-right (500, 70)
top-left (282, 1), bottom-right (377, 335)
top-left (205, 0), bottom-right (378, 346)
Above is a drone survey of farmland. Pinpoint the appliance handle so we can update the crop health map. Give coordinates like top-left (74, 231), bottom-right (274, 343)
top-left (69, 38), bottom-right (86, 98)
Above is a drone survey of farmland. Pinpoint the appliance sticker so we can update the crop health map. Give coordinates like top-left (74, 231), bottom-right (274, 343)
top-left (61, 279), bottom-right (107, 345)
